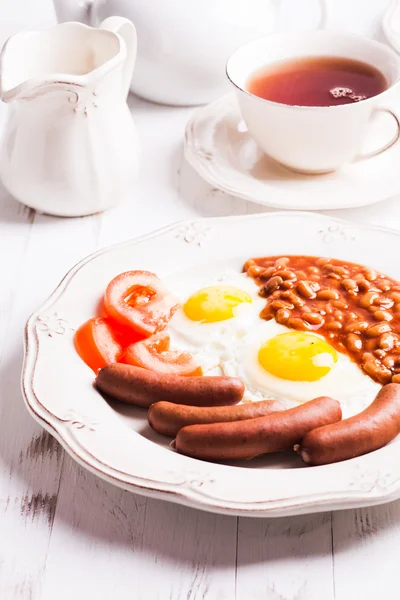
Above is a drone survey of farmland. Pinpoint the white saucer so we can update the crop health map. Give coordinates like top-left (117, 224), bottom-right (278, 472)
top-left (184, 93), bottom-right (400, 211)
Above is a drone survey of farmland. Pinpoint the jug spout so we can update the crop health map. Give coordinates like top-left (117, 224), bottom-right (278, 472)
top-left (0, 20), bottom-right (135, 102)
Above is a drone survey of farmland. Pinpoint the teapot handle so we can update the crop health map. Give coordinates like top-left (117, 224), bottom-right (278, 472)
top-left (100, 17), bottom-right (137, 100)
top-left (274, 0), bottom-right (329, 30)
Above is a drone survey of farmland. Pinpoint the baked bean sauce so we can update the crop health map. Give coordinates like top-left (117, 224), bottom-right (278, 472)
top-left (244, 255), bottom-right (400, 385)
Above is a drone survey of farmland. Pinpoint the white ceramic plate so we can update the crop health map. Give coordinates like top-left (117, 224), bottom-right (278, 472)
top-left (184, 93), bottom-right (400, 211)
top-left (22, 212), bottom-right (400, 517)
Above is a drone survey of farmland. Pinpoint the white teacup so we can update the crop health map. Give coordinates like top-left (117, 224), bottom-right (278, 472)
top-left (226, 31), bottom-right (400, 174)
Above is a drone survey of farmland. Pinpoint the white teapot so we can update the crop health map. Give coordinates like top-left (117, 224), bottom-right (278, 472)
top-left (0, 17), bottom-right (139, 216)
top-left (53, 0), bottom-right (328, 106)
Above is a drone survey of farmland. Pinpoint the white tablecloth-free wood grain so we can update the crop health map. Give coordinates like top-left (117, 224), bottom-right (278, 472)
top-left (1, 1), bottom-right (400, 598)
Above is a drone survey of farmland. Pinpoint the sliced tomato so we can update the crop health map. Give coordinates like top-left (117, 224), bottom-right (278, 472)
top-left (75, 317), bottom-right (123, 373)
top-left (110, 320), bottom-right (146, 347)
top-left (104, 271), bottom-right (179, 337)
top-left (123, 332), bottom-right (203, 376)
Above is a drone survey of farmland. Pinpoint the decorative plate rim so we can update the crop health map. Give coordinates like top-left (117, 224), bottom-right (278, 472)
top-left (21, 211), bottom-right (400, 517)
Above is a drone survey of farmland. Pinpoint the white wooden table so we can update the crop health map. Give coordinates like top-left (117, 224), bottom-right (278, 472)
top-left (2, 1), bottom-right (400, 598)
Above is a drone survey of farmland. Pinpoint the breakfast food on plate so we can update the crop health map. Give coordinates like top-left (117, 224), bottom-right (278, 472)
top-left (244, 255), bottom-right (400, 385)
top-left (104, 270), bottom-right (179, 335)
top-left (172, 396), bottom-right (342, 461)
top-left (96, 363), bottom-right (244, 408)
top-left (76, 270), bottom-right (203, 375)
top-left (296, 383), bottom-right (400, 465)
top-left (148, 399), bottom-right (285, 438)
top-left (75, 255), bottom-right (400, 467)
top-left (167, 271), bottom-right (379, 406)
top-left (123, 332), bottom-right (203, 376)
top-left (75, 317), bottom-right (125, 373)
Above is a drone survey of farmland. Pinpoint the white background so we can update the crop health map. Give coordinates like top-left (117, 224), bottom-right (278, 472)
top-left (1, 0), bottom-right (400, 598)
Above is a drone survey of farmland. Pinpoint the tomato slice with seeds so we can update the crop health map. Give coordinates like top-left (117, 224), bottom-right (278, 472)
top-left (123, 331), bottom-right (203, 377)
top-left (75, 317), bottom-right (124, 373)
top-left (104, 271), bottom-right (179, 337)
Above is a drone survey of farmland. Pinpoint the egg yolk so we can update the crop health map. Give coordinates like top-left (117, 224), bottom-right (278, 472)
top-left (183, 285), bottom-right (252, 323)
top-left (258, 332), bottom-right (338, 382)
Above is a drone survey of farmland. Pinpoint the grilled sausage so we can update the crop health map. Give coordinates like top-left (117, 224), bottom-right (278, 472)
top-left (173, 396), bottom-right (341, 461)
top-left (148, 399), bottom-right (285, 437)
top-left (96, 363), bottom-right (244, 408)
top-left (297, 383), bottom-right (400, 465)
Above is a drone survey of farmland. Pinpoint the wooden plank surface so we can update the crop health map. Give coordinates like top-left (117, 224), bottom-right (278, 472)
top-left (237, 514), bottom-right (335, 600)
top-left (332, 503), bottom-right (400, 600)
top-left (1, 0), bottom-right (400, 599)
top-left (41, 457), bottom-right (237, 600)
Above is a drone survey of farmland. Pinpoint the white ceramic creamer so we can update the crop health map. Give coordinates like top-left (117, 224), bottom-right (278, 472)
top-left (0, 17), bottom-right (139, 216)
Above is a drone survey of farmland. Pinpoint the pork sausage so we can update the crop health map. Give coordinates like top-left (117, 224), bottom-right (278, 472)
top-left (148, 399), bottom-right (285, 437)
top-left (96, 363), bottom-right (244, 408)
top-left (297, 383), bottom-right (400, 466)
top-left (173, 396), bottom-right (341, 461)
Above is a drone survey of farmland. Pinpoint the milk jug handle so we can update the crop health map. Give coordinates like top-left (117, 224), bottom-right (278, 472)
top-left (100, 17), bottom-right (137, 100)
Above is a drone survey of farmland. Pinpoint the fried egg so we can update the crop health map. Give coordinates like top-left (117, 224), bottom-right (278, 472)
top-left (237, 323), bottom-right (381, 412)
top-left (168, 271), bottom-right (381, 416)
top-left (169, 272), bottom-right (265, 348)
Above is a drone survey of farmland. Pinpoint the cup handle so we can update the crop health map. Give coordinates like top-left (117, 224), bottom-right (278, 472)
top-left (274, 0), bottom-right (329, 30)
top-left (355, 107), bottom-right (400, 161)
